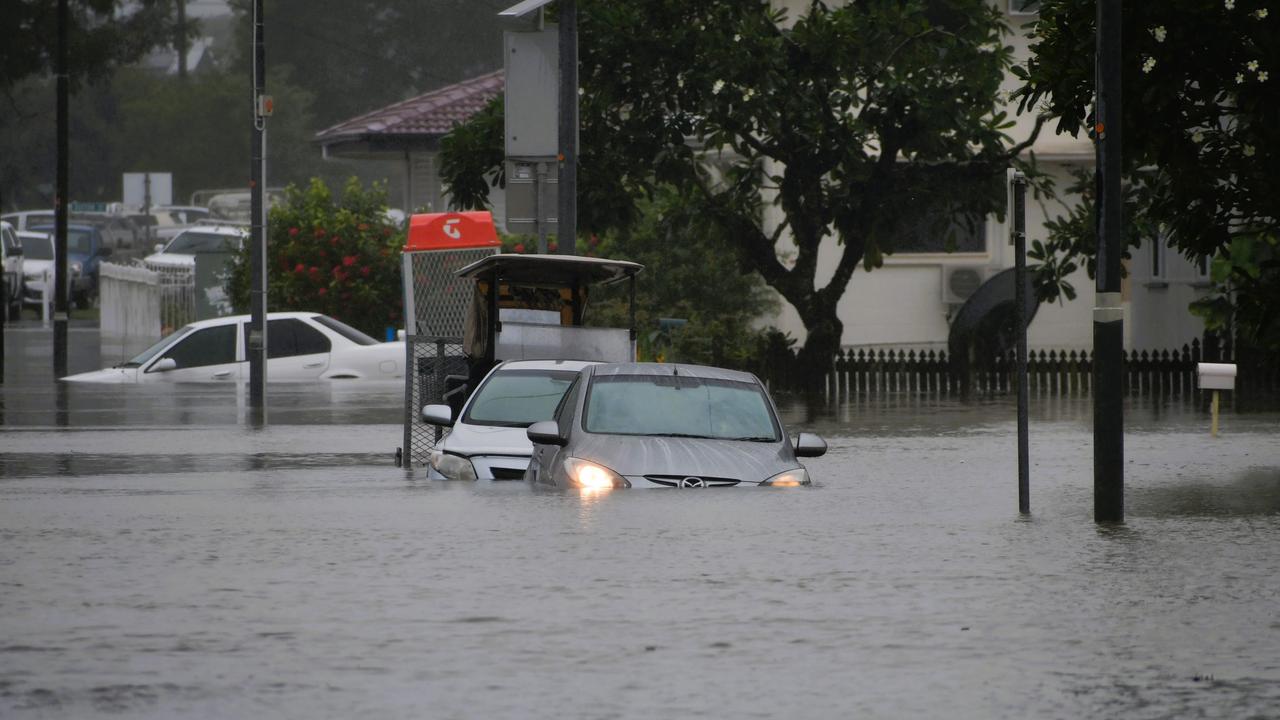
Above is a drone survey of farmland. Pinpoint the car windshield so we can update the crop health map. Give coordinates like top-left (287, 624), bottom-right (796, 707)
top-left (120, 325), bottom-right (195, 368)
top-left (463, 369), bottom-right (580, 428)
top-left (22, 236), bottom-right (53, 260)
top-left (165, 231), bottom-right (241, 254)
top-left (30, 226), bottom-right (94, 254)
top-left (312, 315), bottom-right (379, 346)
top-left (584, 374), bottom-right (780, 441)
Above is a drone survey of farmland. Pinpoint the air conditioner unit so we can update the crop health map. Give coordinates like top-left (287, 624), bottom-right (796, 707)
top-left (941, 265), bottom-right (988, 305)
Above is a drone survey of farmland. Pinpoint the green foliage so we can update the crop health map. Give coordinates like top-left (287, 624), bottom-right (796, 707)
top-left (1017, 0), bottom-right (1280, 348)
top-left (583, 187), bottom-right (780, 369)
top-left (225, 177), bottom-right (405, 337)
top-left (1190, 233), bottom-right (1280, 350)
top-left (441, 0), bottom-right (1042, 372)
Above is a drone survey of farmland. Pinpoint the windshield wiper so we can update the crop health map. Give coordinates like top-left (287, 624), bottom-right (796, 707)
top-left (729, 436), bottom-right (777, 442)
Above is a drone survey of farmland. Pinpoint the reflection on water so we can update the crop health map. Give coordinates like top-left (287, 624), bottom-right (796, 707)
top-left (2, 328), bottom-right (1279, 718)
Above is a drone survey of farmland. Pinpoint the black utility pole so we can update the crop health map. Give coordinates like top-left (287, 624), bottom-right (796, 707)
top-left (556, 0), bottom-right (577, 255)
top-left (1013, 171), bottom-right (1030, 515)
top-left (1093, 0), bottom-right (1124, 522)
top-left (248, 0), bottom-right (267, 423)
top-left (54, 0), bottom-right (70, 380)
top-left (176, 0), bottom-right (188, 79)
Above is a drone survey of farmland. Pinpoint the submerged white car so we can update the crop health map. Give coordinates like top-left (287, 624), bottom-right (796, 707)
top-left (144, 224), bottom-right (246, 269)
top-left (63, 312), bottom-right (404, 383)
top-left (421, 359), bottom-right (599, 481)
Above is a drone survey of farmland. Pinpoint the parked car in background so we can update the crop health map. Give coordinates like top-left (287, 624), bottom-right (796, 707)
top-left (62, 312), bottom-right (405, 383)
top-left (525, 362), bottom-right (827, 489)
top-left (3, 209), bottom-right (140, 257)
top-left (420, 359), bottom-right (600, 481)
top-left (144, 224), bottom-right (247, 269)
top-left (17, 230), bottom-right (81, 309)
top-left (2, 221), bottom-right (23, 319)
top-left (28, 223), bottom-right (111, 305)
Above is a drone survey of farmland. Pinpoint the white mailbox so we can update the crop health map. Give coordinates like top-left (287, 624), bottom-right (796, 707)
top-left (1197, 362), bottom-right (1237, 391)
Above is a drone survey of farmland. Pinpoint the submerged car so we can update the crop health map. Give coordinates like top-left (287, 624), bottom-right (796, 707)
top-left (525, 362), bottom-right (827, 489)
top-left (144, 223), bottom-right (246, 269)
top-left (28, 223), bottom-right (111, 305)
top-left (17, 230), bottom-right (81, 309)
top-left (62, 311), bottom-right (404, 383)
top-left (421, 359), bottom-right (599, 481)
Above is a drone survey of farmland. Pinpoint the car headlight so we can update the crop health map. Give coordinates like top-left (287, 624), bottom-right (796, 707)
top-left (23, 271), bottom-right (41, 282)
top-left (70, 261), bottom-right (82, 275)
top-left (430, 451), bottom-right (477, 481)
top-left (763, 467), bottom-right (810, 487)
top-left (563, 457), bottom-right (628, 489)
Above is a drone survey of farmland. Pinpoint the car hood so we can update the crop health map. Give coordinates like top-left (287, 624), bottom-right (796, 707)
top-left (62, 367), bottom-right (140, 383)
top-left (567, 434), bottom-right (795, 483)
top-left (144, 253), bottom-right (195, 268)
top-left (440, 422), bottom-right (533, 457)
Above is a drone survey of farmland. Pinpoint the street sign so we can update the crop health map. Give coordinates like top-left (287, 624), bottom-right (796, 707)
top-left (123, 173), bottom-right (173, 209)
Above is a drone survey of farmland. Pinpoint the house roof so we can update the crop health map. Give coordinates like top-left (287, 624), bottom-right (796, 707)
top-left (313, 69), bottom-right (504, 148)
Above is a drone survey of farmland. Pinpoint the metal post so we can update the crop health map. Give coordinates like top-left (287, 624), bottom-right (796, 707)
top-left (54, 0), bottom-right (69, 380)
top-left (1013, 172), bottom-right (1030, 514)
top-left (556, 0), bottom-right (578, 255)
top-left (535, 161), bottom-right (547, 254)
top-left (1094, 0), bottom-right (1124, 522)
top-left (176, 0), bottom-right (188, 79)
top-left (248, 0), bottom-right (267, 424)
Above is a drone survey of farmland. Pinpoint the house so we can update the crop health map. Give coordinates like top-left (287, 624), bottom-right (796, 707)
top-left (317, 1), bottom-right (1210, 354)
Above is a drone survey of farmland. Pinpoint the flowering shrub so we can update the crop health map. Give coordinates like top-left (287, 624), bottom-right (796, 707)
top-left (226, 177), bottom-right (405, 337)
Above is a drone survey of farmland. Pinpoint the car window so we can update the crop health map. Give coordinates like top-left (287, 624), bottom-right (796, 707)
top-left (2, 226), bottom-right (19, 254)
top-left (584, 375), bottom-right (780, 441)
top-left (463, 369), bottom-right (580, 427)
top-left (158, 324), bottom-right (237, 369)
top-left (31, 226), bottom-right (95, 254)
top-left (20, 236), bottom-right (53, 260)
top-left (312, 315), bottom-right (380, 345)
top-left (247, 318), bottom-right (333, 359)
top-left (165, 231), bottom-right (241, 254)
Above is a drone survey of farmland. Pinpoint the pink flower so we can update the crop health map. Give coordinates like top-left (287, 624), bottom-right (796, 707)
top-left (288, 227), bottom-right (300, 237)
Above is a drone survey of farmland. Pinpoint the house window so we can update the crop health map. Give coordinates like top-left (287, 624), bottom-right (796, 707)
top-left (895, 213), bottom-right (986, 254)
top-left (1009, 0), bottom-right (1041, 15)
top-left (1195, 254), bottom-right (1211, 282)
top-left (1150, 235), bottom-right (1168, 282)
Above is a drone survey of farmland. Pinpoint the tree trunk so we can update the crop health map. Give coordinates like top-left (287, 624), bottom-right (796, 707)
top-left (795, 304), bottom-right (843, 392)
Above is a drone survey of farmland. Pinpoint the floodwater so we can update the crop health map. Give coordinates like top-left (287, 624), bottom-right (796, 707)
top-left (3, 324), bottom-right (1280, 719)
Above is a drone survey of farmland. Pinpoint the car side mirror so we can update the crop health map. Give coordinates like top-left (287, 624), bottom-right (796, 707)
top-left (421, 404), bottom-right (454, 426)
top-left (150, 357), bottom-right (178, 373)
top-left (794, 432), bottom-right (827, 458)
top-left (527, 420), bottom-right (567, 446)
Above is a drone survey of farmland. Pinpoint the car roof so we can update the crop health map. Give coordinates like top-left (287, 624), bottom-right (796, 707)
top-left (176, 311), bottom-right (324, 331)
top-left (588, 362), bottom-right (760, 384)
top-left (30, 223), bottom-right (98, 232)
top-left (496, 359), bottom-right (600, 372)
top-left (456, 253), bottom-right (644, 286)
top-left (174, 224), bottom-right (246, 235)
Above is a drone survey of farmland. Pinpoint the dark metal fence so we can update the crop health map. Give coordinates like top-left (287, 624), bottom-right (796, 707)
top-left (755, 337), bottom-right (1280, 398)
top-left (401, 335), bottom-right (466, 468)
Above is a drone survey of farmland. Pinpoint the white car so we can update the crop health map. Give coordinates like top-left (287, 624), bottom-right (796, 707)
top-left (16, 230), bottom-right (81, 309)
top-left (62, 312), bottom-right (405, 383)
top-left (144, 224), bottom-right (247, 269)
top-left (421, 359), bottom-right (599, 481)
top-left (2, 221), bottom-right (23, 319)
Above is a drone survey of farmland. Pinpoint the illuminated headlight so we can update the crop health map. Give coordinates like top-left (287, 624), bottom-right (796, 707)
top-left (430, 451), bottom-right (477, 481)
top-left (563, 457), bottom-right (628, 489)
top-left (763, 467), bottom-right (810, 487)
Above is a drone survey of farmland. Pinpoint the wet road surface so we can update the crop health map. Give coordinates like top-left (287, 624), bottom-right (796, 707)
top-left (3, 326), bottom-right (1279, 718)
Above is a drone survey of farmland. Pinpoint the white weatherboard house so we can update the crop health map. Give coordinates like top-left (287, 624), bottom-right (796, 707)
top-left (319, 1), bottom-right (1210, 355)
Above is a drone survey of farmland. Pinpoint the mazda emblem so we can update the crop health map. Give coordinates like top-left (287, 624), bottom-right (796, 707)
top-left (679, 477), bottom-right (706, 488)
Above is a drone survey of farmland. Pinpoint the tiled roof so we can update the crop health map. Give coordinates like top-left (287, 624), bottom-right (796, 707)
top-left (314, 69), bottom-right (503, 142)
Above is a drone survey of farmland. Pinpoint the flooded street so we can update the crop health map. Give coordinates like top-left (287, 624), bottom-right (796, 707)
top-left (3, 326), bottom-right (1280, 718)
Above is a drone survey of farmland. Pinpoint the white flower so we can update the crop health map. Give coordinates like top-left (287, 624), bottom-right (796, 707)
top-left (1152, 26), bottom-right (1167, 42)
top-left (1192, 130), bottom-right (1205, 143)
top-left (1236, 72), bottom-right (1246, 83)
top-left (1260, 71), bottom-right (1270, 82)
top-left (1142, 56), bottom-right (1157, 73)
top-left (733, 34), bottom-right (742, 42)
top-left (712, 79), bottom-right (725, 95)
top-left (1243, 145), bottom-right (1256, 157)
top-left (1225, 0), bottom-right (1235, 9)
top-left (1256, 9), bottom-right (1269, 18)
top-left (677, 76), bottom-right (684, 88)
top-left (1247, 60), bottom-right (1259, 71)
top-left (742, 88), bottom-right (755, 100)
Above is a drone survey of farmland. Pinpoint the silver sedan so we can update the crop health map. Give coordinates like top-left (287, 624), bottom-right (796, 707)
top-left (526, 362), bottom-right (826, 489)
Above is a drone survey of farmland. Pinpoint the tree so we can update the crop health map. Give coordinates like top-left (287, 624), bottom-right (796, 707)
top-left (1015, 0), bottom-right (1280, 349)
top-left (442, 0), bottom-right (1042, 381)
top-left (225, 177), bottom-right (405, 337)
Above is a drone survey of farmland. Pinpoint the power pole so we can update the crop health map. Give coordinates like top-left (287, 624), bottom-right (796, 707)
top-left (54, 0), bottom-right (70, 380)
top-left (248, 0), bottom-right (268, 424)
top-left (1093, 0), bottom-right (1124, 522)
top-left (556, 0), bottom-right (577, 255)
top-left (176, 0), bottom-right (188, 79)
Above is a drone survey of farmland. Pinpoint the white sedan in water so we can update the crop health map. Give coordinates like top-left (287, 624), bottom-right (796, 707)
top-left (63, 312), bottom-right (404, 383)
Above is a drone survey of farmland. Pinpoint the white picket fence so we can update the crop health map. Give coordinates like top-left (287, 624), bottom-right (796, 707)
top-left (99, 262), bottom-right (195, 362)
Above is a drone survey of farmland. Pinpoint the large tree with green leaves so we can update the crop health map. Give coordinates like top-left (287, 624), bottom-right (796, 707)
top-left (1015, 0), bottom-right (1279, 349)
top-left (442, 0), bottom-right (1043, 379)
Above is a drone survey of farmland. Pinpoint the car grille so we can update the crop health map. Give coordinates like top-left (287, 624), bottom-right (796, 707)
top-left (644, 475), bottom-right (741, 488)
top-left (489, 466), bottom-right (527, 481)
